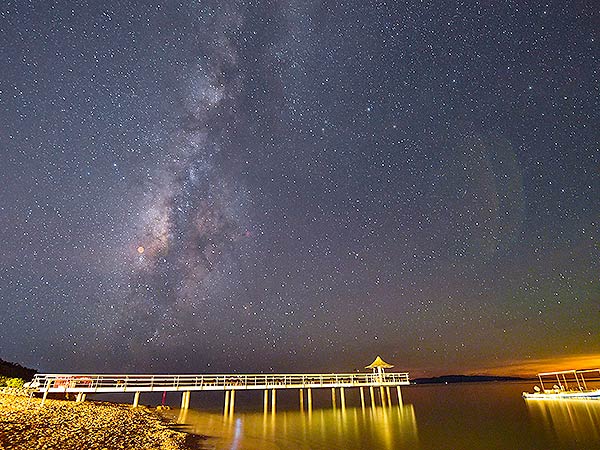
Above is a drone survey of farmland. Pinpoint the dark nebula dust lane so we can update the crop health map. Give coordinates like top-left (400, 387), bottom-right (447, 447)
top-left (0, 1), bottom-right (598, 375)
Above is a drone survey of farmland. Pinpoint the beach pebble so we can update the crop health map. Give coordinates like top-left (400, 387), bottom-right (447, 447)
top-left (0, 393), bottom-right (191, 450)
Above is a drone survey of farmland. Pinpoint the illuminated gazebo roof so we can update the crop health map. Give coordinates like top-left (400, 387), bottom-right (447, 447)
top-left (365, 356), bottom-right (394, 370)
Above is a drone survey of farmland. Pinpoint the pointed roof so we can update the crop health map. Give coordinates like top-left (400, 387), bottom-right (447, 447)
top-left (365, 356), bottom-right (394, 369)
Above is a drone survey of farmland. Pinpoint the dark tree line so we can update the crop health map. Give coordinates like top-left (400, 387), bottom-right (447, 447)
top-left (0, 358), bottom-right (36, 380)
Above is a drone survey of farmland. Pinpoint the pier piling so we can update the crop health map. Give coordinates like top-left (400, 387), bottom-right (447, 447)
top-left (264, 389), bottom-right (269, 414)
top-left (360, 387), bottom-right (365, 409)
top-left (271, 389), bottom-right (276, 413)
top-left (224, 391), bottom-right (230, 415)
top-left (180, 391), bottom-right (190, 410)
top-left (229, 390), bottom-right (235, 415)
top-left (132, 392), bottom-right (140, 408)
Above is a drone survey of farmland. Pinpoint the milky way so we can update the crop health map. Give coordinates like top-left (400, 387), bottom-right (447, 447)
top-left (108, 3), bottom-right (256, 364)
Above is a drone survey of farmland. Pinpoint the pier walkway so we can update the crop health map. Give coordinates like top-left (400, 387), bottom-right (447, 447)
top-left (30, 371), bottom-right (410, 412)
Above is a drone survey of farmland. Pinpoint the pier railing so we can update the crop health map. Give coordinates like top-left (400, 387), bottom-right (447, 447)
top-left (30, 372), bottom-right (410, 393)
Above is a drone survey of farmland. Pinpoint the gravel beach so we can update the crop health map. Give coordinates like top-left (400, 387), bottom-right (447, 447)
top-left (0, 393), bottom-right (202, 450)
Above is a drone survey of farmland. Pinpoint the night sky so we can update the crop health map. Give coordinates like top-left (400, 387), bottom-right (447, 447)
top-left (1, 1), bottom-right (598, 377)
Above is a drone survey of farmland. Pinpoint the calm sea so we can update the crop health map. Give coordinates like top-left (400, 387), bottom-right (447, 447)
top-left (158, 382), bottom-right (600, 450)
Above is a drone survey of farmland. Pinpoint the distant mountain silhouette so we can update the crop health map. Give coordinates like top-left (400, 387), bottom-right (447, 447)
top-left (0, 358), bottom-right (37, 380)
top-left (413, 374), bottom-right (530, 384)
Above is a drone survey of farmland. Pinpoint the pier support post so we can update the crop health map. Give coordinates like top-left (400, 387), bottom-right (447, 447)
top-left (340, 387), bottom-right (346, 409)
top-left (386, 387), bottom-right (391, 407)
top-left (41, 389), bottom-right (49, 407)
top-left (307, 388), bottom-right (312, 411)
top-left (40, 379), bottom-right (51, 408)
top-left (229, 390), bottom-right (235, 415)
top-left (379, 387), bottom-right (386, 407)
top-left (224, 391), bottom-right (230, 415)
top-left (299, 389), bottom-right (304, 411)
top-left (360, 387), bottom-right (365, 409)
top-left (396, 386), bottom-right (403, 405)
top-left (331, 387), bottom-right (336, 408)
top-left (271, 389), bottom-right (276, 413)
top-left (369, 386), bottom-right (375, 406)
top-left (181, 391), bottom-right (190, 410)
top-left (264, 389), bottom-right (269, 414)
top-left (132, 392), bottom-right (140, 408)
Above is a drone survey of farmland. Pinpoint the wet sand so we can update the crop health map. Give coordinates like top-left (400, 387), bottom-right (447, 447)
top-left (0, 393), bottom-right (204, 449)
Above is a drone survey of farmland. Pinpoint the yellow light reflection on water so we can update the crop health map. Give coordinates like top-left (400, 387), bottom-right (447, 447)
top-left (525, 399), bottom-right (600, 444)
top-left (175, 403), bottom-right (418, 450)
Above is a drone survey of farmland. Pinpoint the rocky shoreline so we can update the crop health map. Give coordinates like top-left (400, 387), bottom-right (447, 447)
top-left (0, 393), bottom-right (205, 449)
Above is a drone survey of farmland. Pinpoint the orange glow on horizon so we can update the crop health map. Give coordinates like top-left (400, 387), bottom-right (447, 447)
top-left (406, 354), bottom-right (600, 378)
top-left (471, 354), bottom-right (600, 377)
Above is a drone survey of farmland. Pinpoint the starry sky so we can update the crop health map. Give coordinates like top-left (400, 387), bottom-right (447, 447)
top-left (1, 1), bottom-right (598, 377)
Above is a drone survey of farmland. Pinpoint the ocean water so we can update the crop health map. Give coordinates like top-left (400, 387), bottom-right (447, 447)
top-left (162, 382), bottom-right (600, 450)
